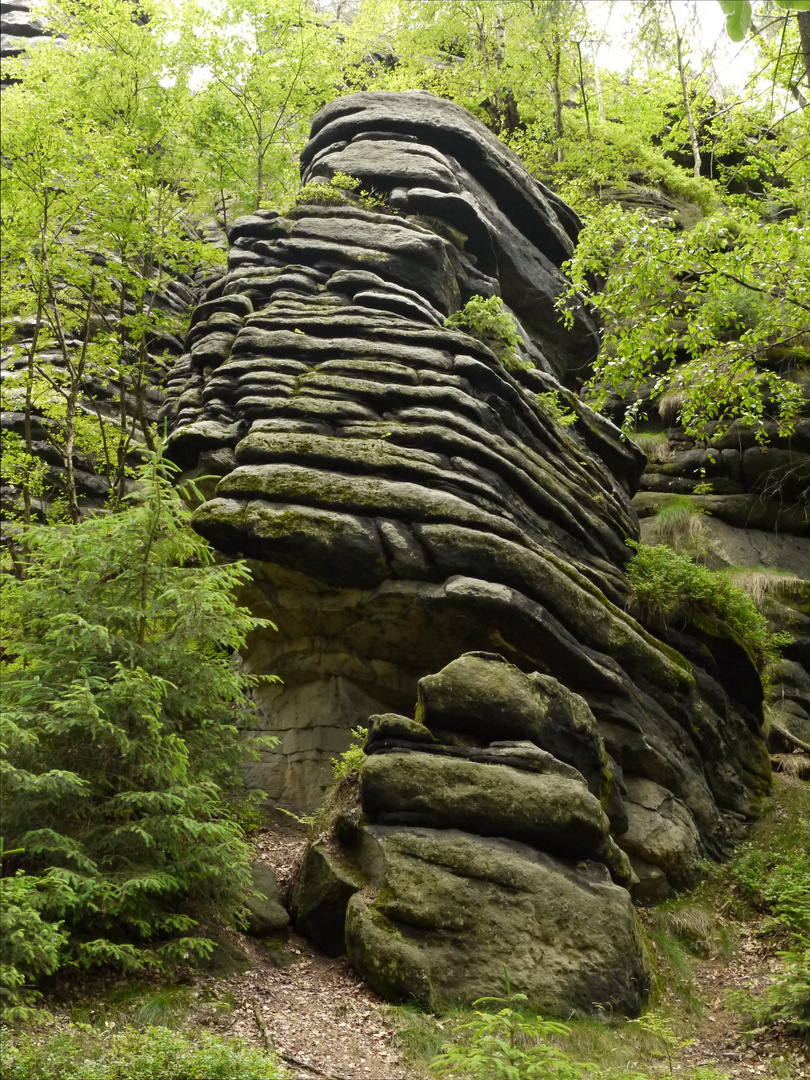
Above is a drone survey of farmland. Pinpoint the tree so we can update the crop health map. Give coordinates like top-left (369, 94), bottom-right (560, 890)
top-left (184, 0), bottom-right (341, 215)
top-left (561, 205), bottom-right (809, 442)
top-left (1, 0), bottom-right (218, 519)
top-left (0, 448), bottom-right (276, 1017)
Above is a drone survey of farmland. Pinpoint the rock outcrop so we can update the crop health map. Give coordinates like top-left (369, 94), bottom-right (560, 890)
top-left (163, 91), bottom-right (773, 1013)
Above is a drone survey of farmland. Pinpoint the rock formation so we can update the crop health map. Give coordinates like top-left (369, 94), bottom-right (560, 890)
top-left (163, 90), bottom-right (773, 1013)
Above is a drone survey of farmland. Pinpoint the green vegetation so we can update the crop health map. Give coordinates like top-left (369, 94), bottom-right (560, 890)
top-left (535, 391), bottom-right (578, 428)
top-left (293, 173), bottom-right (392, 214)
top-left (632, 432), bottom-right (672, 465)
top-left (0, 1024), bottom-right (285, 1080)
top-left (721, 791), bottom-right (810, 1041)
top-left (0, 449), bottom-right (276, 1020)
top-left (277, 725), bottom-right (367, 838)
top-left (648, 497), bottom-right (707, 555)
top-left (562, 208), bottom-right (808, 444)
top-left (626, 542), bottom-right (789, 667)
top-left (444, 295), bottom-right (526, 371)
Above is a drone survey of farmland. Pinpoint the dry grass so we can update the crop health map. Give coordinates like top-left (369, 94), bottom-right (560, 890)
top-left (649, 497), bottom-right (707, 551)
top-left (725, 568), bottom-right (806, 606)
top-left (658, 391), bottom-right (686, 426)
top-left (771, 753), bottom-right (810, 781)
top-left (633, 431), bottom-right (672, 463)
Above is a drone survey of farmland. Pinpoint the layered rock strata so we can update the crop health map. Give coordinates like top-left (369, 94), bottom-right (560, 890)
top-left (163, 91), bottom-right (772, 1009)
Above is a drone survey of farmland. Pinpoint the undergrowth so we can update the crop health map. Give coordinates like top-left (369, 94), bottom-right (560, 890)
top-left (626, 542), bottom-right (790, 668)
top-left (716, 785), bottom-right (810, 1043)
top-left (0, 1024), bottom-right (285, 1079)
top-left (444, 295), bottom-right (528, 371)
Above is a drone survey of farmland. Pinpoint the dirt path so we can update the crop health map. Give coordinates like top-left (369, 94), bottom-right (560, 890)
top-left (200, 825), bottom-right (410, 1080)
top-left (672, 923), bottom-right (808, 1079)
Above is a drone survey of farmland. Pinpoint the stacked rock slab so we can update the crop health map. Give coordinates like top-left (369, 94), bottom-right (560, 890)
top-left (162, 91), bottom-right (771, 1009)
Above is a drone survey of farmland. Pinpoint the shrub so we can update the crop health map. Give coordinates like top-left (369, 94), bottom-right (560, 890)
top-left (444, 295), bottom-right (527, 371)
top-left (0, 448), bottom-right (276, 1014)
top-left (626, 542), bottom-right (788, 668)
top-left (0, 864), bottom-right (69, 1022)
top-left (0, 1024), bottom-right (285, 1079)
top-left (431, 975), bottom-right (595, 1080)
top-left (535, 391), bottom-right (577, 428)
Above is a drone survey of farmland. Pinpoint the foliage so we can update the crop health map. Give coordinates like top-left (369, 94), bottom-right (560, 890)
top-left (626, 542), bottom-right (789, 667)
top-left (431, 974), bottom-right (596, 1080)
top-left (444, 295), bottom-right (526, 371)
top-left (0, 0), bottom-right (217, 517)
top-left (561, 207), bottom-right (809, 444)
top-left (719, 1), bottom-right (810, 42)
top-left (182, 0), bottom-right (341, 216)
top-left (0, 1023), bottom-right (285, 1079)
top-left (0, 448), bottom-right (276, 1015)
top-left (535, 391), bottom-right (577, 427)
top-left (0, 862), bottom-right (70, 1022)
top-left (331, 727), bottom-right (368, 784)
top-left (725, 837), bottom-right (810, 1040)
top-left (293, 173), bottom-right (392, 214)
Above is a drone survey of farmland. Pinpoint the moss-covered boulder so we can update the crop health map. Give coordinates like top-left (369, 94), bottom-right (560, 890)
top-left (345, 825), bottom-right (654, 1016)
top-left (245, 864), bottom-right (290, 938)
top-left (360, 750), bottom-right (609, 859)
top-left (289, 842), bottom-right (364, 956)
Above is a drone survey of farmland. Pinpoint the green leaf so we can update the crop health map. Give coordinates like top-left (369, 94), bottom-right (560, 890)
top-left (718, 1), bottom-right (752, 42)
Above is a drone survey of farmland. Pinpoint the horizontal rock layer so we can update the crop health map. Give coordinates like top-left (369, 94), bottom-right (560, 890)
top-left (163, 91), bottom-right (773, 1011)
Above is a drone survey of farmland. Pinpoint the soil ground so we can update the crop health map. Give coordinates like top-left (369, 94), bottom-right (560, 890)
top-left (200, 809), bottom-right (807, 1080)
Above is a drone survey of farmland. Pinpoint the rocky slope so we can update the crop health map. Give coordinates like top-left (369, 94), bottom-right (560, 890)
top-left (158, 91), bottom-right (778, 1015)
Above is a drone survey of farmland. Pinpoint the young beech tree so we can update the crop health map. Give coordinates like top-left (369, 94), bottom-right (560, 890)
top-left (562, 207), bottom-right (809, 441)
top-left (184, 0), bottom-right (341, 216)
top-left (1, 0), bottom-right (217, 518)
top-left (0, 448), bottom-right (275, 1018)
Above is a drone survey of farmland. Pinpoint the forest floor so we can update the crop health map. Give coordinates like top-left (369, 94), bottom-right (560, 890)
top-left (15, 775), bottom-right (808, 1080)
top-left (193, 775), bottom-right (808, 1080)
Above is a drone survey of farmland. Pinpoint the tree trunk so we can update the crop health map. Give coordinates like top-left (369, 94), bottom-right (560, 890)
top-left (552, 36), bottom-right (564, 162)
top-left (670, 1), bottom-right (701, 177)
top-left (797, 11), bottom-right (810, 89)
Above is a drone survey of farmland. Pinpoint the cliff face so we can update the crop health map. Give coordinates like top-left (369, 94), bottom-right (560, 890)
top-left (163, 91), bottom-right (771, 1013)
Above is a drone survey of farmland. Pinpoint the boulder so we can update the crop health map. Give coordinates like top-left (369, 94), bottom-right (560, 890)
top-left (345, 826), bottom-right (654, 1016)
top-left (360, 750), bottom-right (609, 859)
top-left (289, 841), bottom-right (364, 956)
top-left (245, 864), bottom-right (290, 938)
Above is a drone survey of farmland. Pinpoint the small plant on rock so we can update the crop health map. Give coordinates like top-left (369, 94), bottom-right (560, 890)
top-left (293, 172), bottom-right (394, 214)
top-left (535, 390), bottom-right (577, 428)
top-left (444, 295), bottom-right (527, 372)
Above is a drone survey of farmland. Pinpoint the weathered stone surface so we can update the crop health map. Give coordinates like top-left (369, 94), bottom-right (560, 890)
top-left (289, 841), bottom-right (364, 956)
top-left (245, 864), bottom-right (290, 938)
top-left (415, 653), bottom-right (612, 802)
top-left (361, 750), bottom-right (609, 858)
top-left (161, 91), bottom-right (779, 1012)
top-left (345, 826), bottom-right (654, 1016)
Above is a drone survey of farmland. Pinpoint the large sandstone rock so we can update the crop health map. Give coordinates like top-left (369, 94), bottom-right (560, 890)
top-left (161, 91), bottom-right (776, 1012)
top-left (345, 826), bottom-right (654, 1016)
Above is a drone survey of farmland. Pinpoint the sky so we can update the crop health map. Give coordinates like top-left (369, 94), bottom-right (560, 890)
top-left (592, 0), bottom-right (759, 96)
